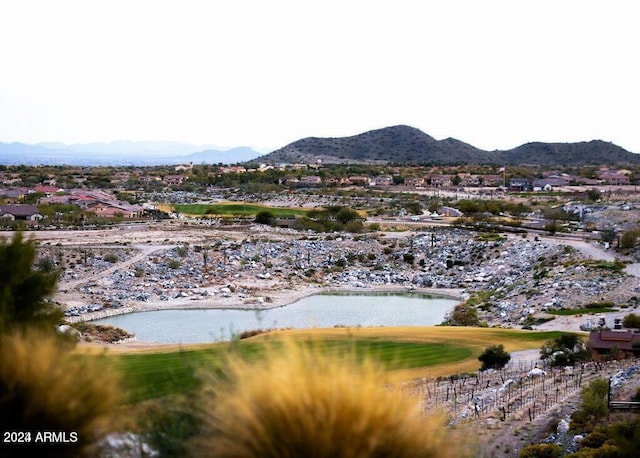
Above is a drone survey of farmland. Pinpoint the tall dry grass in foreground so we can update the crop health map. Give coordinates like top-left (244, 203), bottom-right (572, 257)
top-left (0, 329), bottom-right (121, 457)
top-left (191, 340), bottom-right (470, 458)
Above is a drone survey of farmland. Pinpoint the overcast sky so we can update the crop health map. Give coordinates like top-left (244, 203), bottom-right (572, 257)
top-left (1, 0), bottom-right (638, 153)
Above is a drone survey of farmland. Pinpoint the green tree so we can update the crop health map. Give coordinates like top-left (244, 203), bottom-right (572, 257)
top-left (541, 333), bottom-right (588, 367)
top-left (255, 210), bottom-right (275, 225)
top-left (623, 313), bottom-right (640, 329)
top-left (586, 188), bottom-right (602, 202)
top-left (335, 207), bottom-right (361, 224)
top-left (478, 344), bottom-right (511, 371)
top-left (0, 232), bottom-right (62, 335)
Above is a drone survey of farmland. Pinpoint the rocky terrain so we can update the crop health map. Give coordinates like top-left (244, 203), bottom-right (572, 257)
top-left (24, 220), bottom-right (637, 337)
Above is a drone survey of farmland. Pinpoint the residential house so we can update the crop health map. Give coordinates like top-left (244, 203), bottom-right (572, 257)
top-left (163, 175), bottom-right (186, 186)
top-left (298, 176), bottom-right (322, 187)
top-left (429, 175), bottom-right (453, 187)
top-left (0, 204), bottom-right (43, 221)
top-left (509, 177), bottom-right (531, 191)
top-left (220, 166), bottom-right (247, 174)
top-left (0, 187), bottom-right (29, 201)
top-left (404, 177), bottom-right (425, 187)
top-left (33, 185), bottom-right (65, 196)
top-left (84, 200), bottom-right (144, 218)
top-left (481, 175), bottom-right (504, 187)
top-left (532, 177), bottom-right (569, 191)
top-left (598, 171), bottom-right (630, 186)
top-left (347, 176), bottom-right (370, 186)
top-left (460, 174), bottom-right (480, 187)
top-left (370, 175), bottom-right (394, 187)
top-left (325, 176), bottom-right (347, 186)
top-left (589, 330), bottom-right (640, 361)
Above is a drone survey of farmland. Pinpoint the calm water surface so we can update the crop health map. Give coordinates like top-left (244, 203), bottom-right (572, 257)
top-left (92, 292), bottom-right (458, 343)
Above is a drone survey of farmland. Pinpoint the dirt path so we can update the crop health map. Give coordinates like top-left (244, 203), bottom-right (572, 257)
top-left (539, 234), bottom-right (640, 278)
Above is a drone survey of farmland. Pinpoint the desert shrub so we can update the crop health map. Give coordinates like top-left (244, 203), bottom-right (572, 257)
top-left (254, 210), bottom-right (274, 225)
top-left (445, 302), bottom-right (480, 326)
top-left (569, 419), bottom-right (640, 457)
top-left (103, 253), bottom-right (118, 263)
top-left (403, 252), bottom-right (415, 264)
top-left (576, 427), bottom-right (609, 450)
top-left (167, 259), bottom-right (181, 270)
top-left (0, 329), bottom-right (122, 457)
top-left (620, 229), bottom-right (640, 249)
top-left (570, 378), bottom-right (609, 433)
top-left (478, 344), bottom-right (511, 371)
top-left (519, 443), bottom-right (563, 457)
top-left (190, 340), bottom-right (470, 458)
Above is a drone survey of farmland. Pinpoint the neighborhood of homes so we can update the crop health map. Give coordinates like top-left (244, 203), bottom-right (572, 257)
top-left (0, 165), bottom-right (632, 223)
top-left (0, 186), bottom-right (144, 223)
top-left (278, 168), bottom-right (630, 190)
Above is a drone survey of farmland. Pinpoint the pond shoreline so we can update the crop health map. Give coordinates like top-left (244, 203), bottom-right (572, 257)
top-left (86, 289), bottom-right (461, 344)
top-left (65, 285), bottom-right (464, 323)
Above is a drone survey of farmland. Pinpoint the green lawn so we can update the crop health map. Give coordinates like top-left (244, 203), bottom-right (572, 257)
top-left (113, 339), bottom-right (472, 403)
top-left (111, 329), bottom-right (575, 404)
top-left (174, 203), bottom-right (309, 217)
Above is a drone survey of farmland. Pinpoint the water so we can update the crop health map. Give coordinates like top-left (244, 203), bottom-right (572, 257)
top-left (92, 292), bottom-right (458, 343)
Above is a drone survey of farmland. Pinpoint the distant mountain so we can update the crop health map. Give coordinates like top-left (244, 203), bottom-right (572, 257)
top-left (255, 125), bottom-right (640, 166)
top-left (36, 140), bottom-right (212, 156)
top-left (0, 141), bottom-right (263, 166)
top-left (185, 147), bottom-right (263, 164)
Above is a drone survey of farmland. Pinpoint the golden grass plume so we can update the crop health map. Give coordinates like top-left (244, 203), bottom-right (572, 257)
top-left (0, 329), bottom-right (122, 457)
top-left (191, 339), bottom-right (470, 458)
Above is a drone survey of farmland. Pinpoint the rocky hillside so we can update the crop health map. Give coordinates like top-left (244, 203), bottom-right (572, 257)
top-left (255, 125), bottom-right (640, 166)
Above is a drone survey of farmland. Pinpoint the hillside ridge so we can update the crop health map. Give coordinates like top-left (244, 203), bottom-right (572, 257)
top-left (256, 125), bottom-right (639, 166)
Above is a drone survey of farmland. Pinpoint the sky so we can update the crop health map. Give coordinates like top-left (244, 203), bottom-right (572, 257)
top-left (1, 0), bottom-right (638, 153)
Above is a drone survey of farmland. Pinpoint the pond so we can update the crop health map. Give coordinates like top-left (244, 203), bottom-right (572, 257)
top-left (92, 292), bottom-right (459, 343)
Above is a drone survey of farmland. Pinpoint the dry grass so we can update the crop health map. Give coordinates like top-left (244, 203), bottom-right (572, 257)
top-left (190, 339), bottom-right (472, 458)
top-left (0, 329), bottom-right (123, 457)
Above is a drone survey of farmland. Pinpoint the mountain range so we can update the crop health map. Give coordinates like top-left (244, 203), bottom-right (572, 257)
top-left (0, 141), bottom-right (263, 166)
top-left (256, 125), bottom-right (640, 166)
top-left (2, 126), bottom-right (638, 166)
